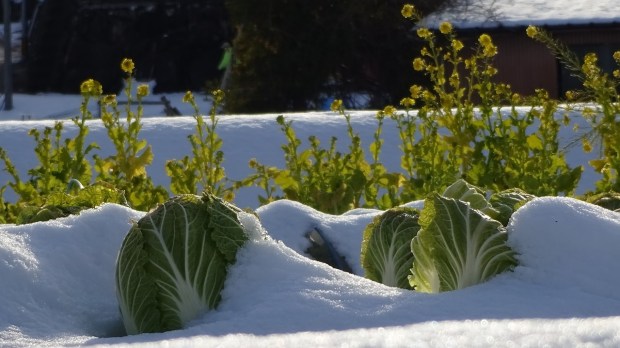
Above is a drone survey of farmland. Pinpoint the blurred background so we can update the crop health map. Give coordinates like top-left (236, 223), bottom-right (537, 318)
top-left (0, 0), bottom-right (453, 112)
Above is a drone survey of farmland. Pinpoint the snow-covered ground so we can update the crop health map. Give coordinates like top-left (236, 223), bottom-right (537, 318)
top-left (0, 94), bottom-right (619, 347)
top-left (0, 196), bottom-right (619, 347)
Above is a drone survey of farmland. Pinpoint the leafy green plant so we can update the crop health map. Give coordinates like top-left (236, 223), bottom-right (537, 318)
top-left (16, 182), bottom-right (126, 224)
top-left (359, 178), bottom-right (526, 291)
top-left (489, 188), bottom-right (537, 226)
top-left (441, 179), bottom-right (499, 218)
top-left (0, 85), bottom-right (101, 223)
top-left (393, 5), bottom-right (581, 199)
top-left (0, 185), bottom-right (17, 224)
top-left (360, 207), bottom-right (420, 289)
top-left (409, 193), bottom-right (518, 293)
top-left (165, 90), bottom-right (232, 201)
top-left (243, 103), bottom-right (382, 214)
top-left (243, 100), bottom-right (426, 213)
top-left (0, 58), bottom-right (176, 223)
top-left (585, 191), bottom-right (620, 212)
top-left (94, 60), bottom-right (168, 211)
top-left (526, 25), bottom-right (620, 192)
top-left (115, 192), bottom-right (249, 335)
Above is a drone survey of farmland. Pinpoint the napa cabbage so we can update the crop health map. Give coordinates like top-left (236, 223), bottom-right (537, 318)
top-left (361, 207), bottom-right (420, 289)
top-left (489, 188), bottom-right (537, 226)
top-left (409, 193), bottom-right (517, 293)
top-left (442, 179), bottom-right (499, 219)
top-left (115, 192), bottom-right (248, 335)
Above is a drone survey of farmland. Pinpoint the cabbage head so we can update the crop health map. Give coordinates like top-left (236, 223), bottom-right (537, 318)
top-left (442, 179), bottom-right (499, 219)
top-left (409, 193), bottom-right (517, 293)
top-left (489, 188), bottom-right (536, 226)
top-left (115, 192), bottom-right (248, 335)
top-left (361, 207), bottom-right (420, 289)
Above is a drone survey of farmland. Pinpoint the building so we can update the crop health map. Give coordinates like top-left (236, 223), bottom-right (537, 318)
top-left (422, 0), bottom-right (620, 99)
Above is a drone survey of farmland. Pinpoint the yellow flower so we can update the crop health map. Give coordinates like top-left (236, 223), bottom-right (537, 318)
top-left (614, 70), bottom-right (620, 79)
top-left (412, 57), bottom-right (425, 71)
top-left (614, 51), bottom-right (620, 62)
top-left (401, 4), bottom-right (415, 19)
top-left (182, 91), bottom-right (195, 104)
top-left (212, 89), bottom-right (225, 103)
top-left (416, 28), bottom-right (432, 39)
top-left (94, 81), bottom-right (103, 95)
top-left (451, 39), bottom-right (464, 52)
top-left (478, 34), bottom-right (497, 57)
top-left (423, 90), bottom-right (434, 100)
top-left (526, 26), bottom-right (538, 38)
top-left (478, 33), bottom-right (492, 47)
top-left (483, 44), bottom-right (498, 57)
top-left (382, 105), bottom-right (397, 116)
top-left (121, 58), bottom-right (135, 74)
top-left (102, 94), bottom-right (117, 106)
top-left (485, 66), bottom-right (498, 76)
top-left (330, 99), bottom-right (343, 112)
top-left (449, 72), bottom-right (460, 87)
top-left (400, 97), bottom-right (415, 108)
top-left (583, 53), bottom-right (598, 66)
top-left (80, 80), bottom-right (92, 95)
top-left (439, 22), bottom-right (453, 35)
top-left (409, 85), bottom-right (423, 98)
top-left (80, 79), bottom-right (103, 97)
top-left (582, 139), bottom-right (592, 153)
top-left (136, 84), bottom-right (149, 98)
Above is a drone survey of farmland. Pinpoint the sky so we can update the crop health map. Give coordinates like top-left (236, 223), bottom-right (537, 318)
top-left (0, 93), bottom-right (619, 347)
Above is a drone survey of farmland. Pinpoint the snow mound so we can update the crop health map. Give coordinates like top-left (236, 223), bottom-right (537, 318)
top-left (0, 198), bottom-right (619, 347)
top-left (508, 196), bottom-right (620, 300)
top-left (0, 204), bottom-right (144, 346)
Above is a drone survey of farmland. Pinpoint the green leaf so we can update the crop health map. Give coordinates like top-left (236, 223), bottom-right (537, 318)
top-left (361, 207), bottom-right (420, 289)
top-left (526, 134), bottom-right (543, 150)
top-left (489, 188), bottom-right (536, 226)
top-left (409, 193), bottom-right (517, 293)
top-left (442, 179), bottom-right (499, 218)
top-left (204, 194), bottom-right (246, 262)
top-left (274, 171), bottom-right (298, 190)
top-left (115, 192), bottom-right (248, 335)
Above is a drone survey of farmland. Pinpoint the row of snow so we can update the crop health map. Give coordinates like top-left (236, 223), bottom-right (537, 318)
top-left (0, 196), bottom-right (619, 347)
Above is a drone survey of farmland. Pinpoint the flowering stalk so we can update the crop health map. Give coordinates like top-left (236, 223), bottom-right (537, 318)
top-left (527, 25), bottom-right (620, 191)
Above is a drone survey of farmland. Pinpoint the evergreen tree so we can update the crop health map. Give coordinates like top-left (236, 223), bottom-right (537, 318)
top-left (224, 0), bottom-right (447, 113)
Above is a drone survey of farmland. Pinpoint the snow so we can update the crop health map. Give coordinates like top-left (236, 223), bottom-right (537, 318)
top-left (0, 94), bottom-right (619, 347)
top-left (423, 0), bottom-right (620, 29)
top-left (1, 198), bottom-right (619, 347)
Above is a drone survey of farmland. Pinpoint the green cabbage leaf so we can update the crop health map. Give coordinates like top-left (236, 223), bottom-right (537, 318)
top-left (489, 188), bottom-right (536, 226)
top-left (361, 207), bottom-right (420, 289)
top-left (442, 179), bottom-right (499, 219)
top-left (115, 192), bottom-right (247, 335)
top-left (409, 193), bottom-right (517, 293)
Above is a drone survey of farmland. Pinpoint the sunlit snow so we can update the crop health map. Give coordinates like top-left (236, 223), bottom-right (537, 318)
top-left (0, 93), bottom-right (619, 347)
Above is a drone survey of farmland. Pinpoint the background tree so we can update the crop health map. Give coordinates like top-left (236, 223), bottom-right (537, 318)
top-left (25, 0), bottom-right (230, 94)
top-left (224, 0), bottom-right (448, 113)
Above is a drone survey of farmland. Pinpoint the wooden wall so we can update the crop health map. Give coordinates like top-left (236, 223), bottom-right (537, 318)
top-left (459, 24), bottom-right (620, 99)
